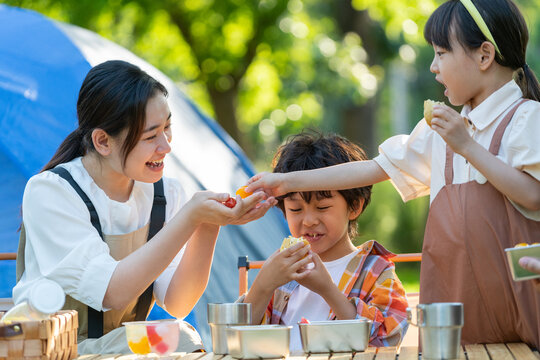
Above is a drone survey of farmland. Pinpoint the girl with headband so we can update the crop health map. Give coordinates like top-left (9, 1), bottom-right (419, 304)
top-left (246, 0), bottom-right (540, 347)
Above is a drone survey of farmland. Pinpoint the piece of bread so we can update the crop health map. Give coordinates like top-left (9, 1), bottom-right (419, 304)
top-left (280, 235), bottom-right (309, 252)
top-left (424, 99), bottom-right (445, 127)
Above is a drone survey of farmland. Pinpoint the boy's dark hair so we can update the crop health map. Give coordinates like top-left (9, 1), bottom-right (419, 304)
top-left (272, 130), bottom-right (372, 238)
top-left (424, 0), bottom-right (540, 102)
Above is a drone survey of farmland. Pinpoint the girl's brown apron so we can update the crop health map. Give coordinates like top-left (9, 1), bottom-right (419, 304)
top-left (420, 99), bottom-right (540, 348)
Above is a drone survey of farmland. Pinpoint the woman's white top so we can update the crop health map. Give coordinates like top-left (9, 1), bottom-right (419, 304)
top-left (13, 157), bottom-right (187, 311)
top-left (281, 250), bottom-right (360, 352)
top-left (374, 80), bottom-right (540, 221)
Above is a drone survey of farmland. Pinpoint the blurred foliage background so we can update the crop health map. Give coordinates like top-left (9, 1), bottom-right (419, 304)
top-left (4, 0), bottom-right (539, 275)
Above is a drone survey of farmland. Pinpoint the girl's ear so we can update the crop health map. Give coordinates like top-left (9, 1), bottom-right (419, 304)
top-left (91, 128), bottom-right (112, 156)
top-left (478, 41), bottom-right (496, 71)
top-left (349, 199), bottom-right (365, 220)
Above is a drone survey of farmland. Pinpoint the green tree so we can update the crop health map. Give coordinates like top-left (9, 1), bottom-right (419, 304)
top-left (5, 0), bottom-right (538, 254)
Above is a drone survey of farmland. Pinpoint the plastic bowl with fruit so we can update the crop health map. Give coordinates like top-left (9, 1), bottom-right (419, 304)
top-left (124, 319), bottom-right (180, 356)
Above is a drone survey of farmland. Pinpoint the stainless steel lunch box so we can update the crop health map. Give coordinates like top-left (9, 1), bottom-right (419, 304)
top-left (226, 325), bottom-right (291, 359)
top-left (298, 319), bottom-right (372, 353)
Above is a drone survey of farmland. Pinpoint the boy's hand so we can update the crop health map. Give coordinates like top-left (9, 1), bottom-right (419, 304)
top-left (246, 172), bottom-right (288, 198)
top-left (296, 252), bottom-right (334, 296)
top-left (430, 104), bottom-right (473, 156)
top-left (256, 242), bottom-right (313, 290)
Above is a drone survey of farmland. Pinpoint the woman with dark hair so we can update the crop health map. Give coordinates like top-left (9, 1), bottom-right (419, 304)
top-left (13, 60), bottom-right (276, 354)
top-left (247, 0), bottom-right (540, 347)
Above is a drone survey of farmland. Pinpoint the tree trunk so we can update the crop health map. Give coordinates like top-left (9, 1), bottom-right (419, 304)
top-left (208, 85), bottom-right (246, 149)
top-left (343, 104), bottom-right (377, 157)
top-left (335, 0), bottom-right (393, 156)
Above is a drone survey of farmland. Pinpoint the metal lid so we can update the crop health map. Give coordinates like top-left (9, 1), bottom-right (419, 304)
top-left (417, 302), bottom-right (464, 327)
top-left (28, 279), bottom-right (65, 315)
top-left (207, 303), bottom-right (251, 324)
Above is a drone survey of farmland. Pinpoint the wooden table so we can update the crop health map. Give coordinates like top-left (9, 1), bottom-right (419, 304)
top-left (75, 343), bottom-right (540, 359)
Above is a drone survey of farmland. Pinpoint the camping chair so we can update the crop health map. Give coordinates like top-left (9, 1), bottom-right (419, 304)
top-left (0, 252), bottom-right (16, 312)
top-left (237, 252), bottom-right (422, 297)
top-left (237, 252), bottom-right (422, 347)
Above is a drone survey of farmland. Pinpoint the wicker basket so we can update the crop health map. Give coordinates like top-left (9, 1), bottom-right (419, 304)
top-left (0, 310), bottom-right (78, 360)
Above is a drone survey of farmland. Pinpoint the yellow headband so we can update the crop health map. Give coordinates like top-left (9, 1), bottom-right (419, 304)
top-left (459, 0), bottom-right (502, 57)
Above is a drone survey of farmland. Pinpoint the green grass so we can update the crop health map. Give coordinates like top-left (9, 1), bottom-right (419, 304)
top-left (394, 263), bottom-right (420, 293)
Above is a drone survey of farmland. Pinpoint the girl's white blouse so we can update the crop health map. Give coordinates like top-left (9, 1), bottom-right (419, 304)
top-left (13, 157), bottom-right (187, 312)
top-left (374, 80), bottom-right (540, 221)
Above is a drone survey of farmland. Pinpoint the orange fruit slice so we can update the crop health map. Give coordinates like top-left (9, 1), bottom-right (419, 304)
top-left (236, 185), bottom-right (253, 199)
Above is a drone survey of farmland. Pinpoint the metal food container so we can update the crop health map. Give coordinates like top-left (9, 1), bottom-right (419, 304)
top-left (226, 325), bottom-right (291, 359)
top-left (298, 319), bottom-right (372, 353)
top-left (207, 303), bottom-right (251, 354)
top-left (505, 243), bottom-right (540, 281)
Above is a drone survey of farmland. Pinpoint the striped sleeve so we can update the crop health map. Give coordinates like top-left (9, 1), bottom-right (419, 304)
top-left (350, 260), bottom-right (409, 346)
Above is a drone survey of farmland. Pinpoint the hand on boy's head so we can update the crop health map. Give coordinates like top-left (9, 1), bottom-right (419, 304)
top-left (246, 172), bottom-right (287, 198)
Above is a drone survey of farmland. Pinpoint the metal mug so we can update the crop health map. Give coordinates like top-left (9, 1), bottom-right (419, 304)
top-left (407, 302), bottom-right (464, 360)
top-left (207, 303), bottom-right (251, 354)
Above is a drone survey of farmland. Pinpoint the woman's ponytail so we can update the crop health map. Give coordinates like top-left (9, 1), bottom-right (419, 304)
top-left (40, 129), bottom-right (85, 172)
top-left (513, 64), bottom-right (540, 102)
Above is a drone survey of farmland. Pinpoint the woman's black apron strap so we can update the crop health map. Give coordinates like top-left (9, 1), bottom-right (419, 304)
top-left (49, 167), bottom-right (166, 338)
top-left (50, 167), bottom-right (103, 237)
top-left (134, 178), bottom-right (166, 321)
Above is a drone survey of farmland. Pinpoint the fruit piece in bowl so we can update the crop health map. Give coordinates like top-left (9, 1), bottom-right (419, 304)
top-left (124, 319), bottom-right (180, 356)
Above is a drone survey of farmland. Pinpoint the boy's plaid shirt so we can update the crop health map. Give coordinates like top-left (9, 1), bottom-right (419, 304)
top-left (261, 240), bottom-right (409, 347)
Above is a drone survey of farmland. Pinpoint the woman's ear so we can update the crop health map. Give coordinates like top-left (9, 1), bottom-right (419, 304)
top-left (91, 128), bottom-right (112, 156)
top-left (478, 41), bottom-right (496, 71)
top-left (349, 199), bottom-right (365, 220)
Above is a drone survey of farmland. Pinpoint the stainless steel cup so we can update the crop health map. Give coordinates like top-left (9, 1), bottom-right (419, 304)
top-left (407, 302), bottom-right (464, 360)
top-left (207, 303), bottom-right (251, 354)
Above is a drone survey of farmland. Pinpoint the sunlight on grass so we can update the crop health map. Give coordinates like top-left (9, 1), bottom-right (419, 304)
top-left (395, 263), bottom-right (420, 293)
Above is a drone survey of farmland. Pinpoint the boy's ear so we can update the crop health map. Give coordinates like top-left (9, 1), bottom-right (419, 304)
top-left (91, 128), bottom-right (112, 156)
top-left (477, 41), bottom-right (496, 71)
top-left (349, 199), bottom-right (365, 220)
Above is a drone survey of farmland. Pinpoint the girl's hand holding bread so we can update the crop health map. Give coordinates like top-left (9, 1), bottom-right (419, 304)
top-left (424, 99), bottom-right (445, 127)
top-left (424, 100), bottom-right (472, 155)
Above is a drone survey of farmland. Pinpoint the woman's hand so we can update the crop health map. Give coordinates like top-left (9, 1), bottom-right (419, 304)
top-left (246, 172), bottom-right (289, 198)
top-left (185, 190), bottom-right (276, 226)
top-left (228, 193), bottom-right (278, 225)
top-left (430, 104), bottom-right (473, 155)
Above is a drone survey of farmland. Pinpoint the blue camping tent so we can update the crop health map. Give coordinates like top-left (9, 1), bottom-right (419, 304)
top-left (0, 5), bottom-right (288, 347)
